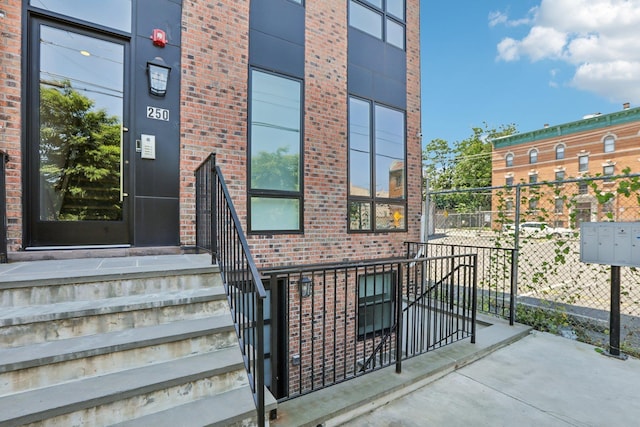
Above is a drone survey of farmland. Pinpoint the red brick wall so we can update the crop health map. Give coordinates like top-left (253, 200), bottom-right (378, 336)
top-left (0, 0), bottom-right (23, 251)
top-left (180, 0), bottom-right (422, 268)
top-left (180, 0), bottom-right (251, 249)
top-left (2, 0), bottom-right (422, 259)
top-left (180, 0), bottom-right (422, 267)
top-left (492, 120), bottom-right (640, 185)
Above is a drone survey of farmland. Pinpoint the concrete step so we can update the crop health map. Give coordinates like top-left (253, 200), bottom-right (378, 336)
top-left (111, 386), bottom-right (260, 427)
top-left (0, 348), bottom-right (249, 426)
top-left (0, 315), bottom-right (237, 396)
top-left (0, 287), bottom-right (229, 348)
top-left (0, 267), bottom-right (221, 307)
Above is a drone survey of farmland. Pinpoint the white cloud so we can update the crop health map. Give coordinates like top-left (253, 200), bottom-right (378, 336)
top-left (489, 8), bottom-right (536, 27)
top-left (493, 0), bottom-right (640, 102)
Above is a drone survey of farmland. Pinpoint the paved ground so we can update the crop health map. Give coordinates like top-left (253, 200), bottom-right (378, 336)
top-left (345, 331), bottom-right (640, 427)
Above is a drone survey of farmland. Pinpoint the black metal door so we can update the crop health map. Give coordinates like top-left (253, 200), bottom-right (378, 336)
top-left (26, 19), bottom-right (130, 247)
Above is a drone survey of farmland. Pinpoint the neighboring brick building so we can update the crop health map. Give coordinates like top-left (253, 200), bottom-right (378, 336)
top-left (492, 105), bottom-right (640, 227)
top-left (0, 0), bottom-right (422, 262)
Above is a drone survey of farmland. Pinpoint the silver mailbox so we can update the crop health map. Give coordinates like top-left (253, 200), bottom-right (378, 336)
top-left (580, 222), bottom-right (640, 267)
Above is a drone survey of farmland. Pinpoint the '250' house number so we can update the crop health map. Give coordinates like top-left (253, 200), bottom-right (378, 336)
top-left (146, 106), bottom-right (170, 121)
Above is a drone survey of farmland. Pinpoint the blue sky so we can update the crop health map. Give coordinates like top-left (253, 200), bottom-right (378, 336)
top-left (420, 0), bottom-right (640, 147)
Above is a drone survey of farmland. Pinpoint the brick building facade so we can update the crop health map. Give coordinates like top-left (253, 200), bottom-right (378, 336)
top-left (1, 0), bottom-right (421, 399)
top-left (0, 0), bottom-right (422, 263)
top-left (492, 105), bottom-right (640, 227)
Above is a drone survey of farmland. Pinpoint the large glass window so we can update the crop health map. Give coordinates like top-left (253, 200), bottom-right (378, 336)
top-left (349, 97), bottom-right (406, 232)
top-left (349, 1), bottom-right (383, 39)
top-left (349, 0), bottom-right (405, 50)
top-left (249, 70), bottom-right (302, 232)
top-left (29, 0), bottom-right (131, 32)
top-left (358, 272), bottom-right (394, 338)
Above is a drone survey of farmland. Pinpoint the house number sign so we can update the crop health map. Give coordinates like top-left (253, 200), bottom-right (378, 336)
top-left (146, 106), bottom-right (170, 121)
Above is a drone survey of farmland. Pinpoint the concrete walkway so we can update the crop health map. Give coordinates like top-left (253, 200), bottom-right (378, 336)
top-left (346, 331), bottom-right (640, 427)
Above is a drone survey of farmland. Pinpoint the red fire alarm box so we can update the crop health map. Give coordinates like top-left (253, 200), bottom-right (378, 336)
top-left (151, 29), bottom-right (167, 48)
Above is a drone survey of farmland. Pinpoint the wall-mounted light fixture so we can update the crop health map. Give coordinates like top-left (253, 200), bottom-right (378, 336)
top-left (147, 56), bottom-right (171, 97)
top-left (299, 276), bottom-right (312, 298)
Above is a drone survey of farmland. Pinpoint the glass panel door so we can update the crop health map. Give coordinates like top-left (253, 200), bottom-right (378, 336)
top-left (28, 21), bottom-right (129, 246)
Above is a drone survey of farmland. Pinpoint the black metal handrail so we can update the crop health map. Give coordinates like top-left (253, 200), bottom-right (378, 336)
top-left (0, 151), bottom-right (8, 263)
top-left (360, 258), bottom-right (476, 372)
top-left (407, 242), bottom-right (516, 324)
top-left (263, 253), bottom-right (477, 401)
top-left (195, 154), bottom-right (267, 426)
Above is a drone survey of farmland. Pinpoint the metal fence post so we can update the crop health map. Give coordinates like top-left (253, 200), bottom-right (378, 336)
top-left (510, 184), bottom-right (521, 324)
top-left (211, 154), bottom-right (217, 265)
top-left (0, 151), bottom-right (7, 263)
top-left (395, 262), bottom-right (404, 374)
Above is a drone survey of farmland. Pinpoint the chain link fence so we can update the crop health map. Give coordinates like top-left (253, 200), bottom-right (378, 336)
top-left (426, 173), bottom-right (640, 357)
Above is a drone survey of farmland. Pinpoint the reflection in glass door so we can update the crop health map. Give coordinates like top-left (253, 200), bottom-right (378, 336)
top-left (28, 21), bottom-right (129, 246)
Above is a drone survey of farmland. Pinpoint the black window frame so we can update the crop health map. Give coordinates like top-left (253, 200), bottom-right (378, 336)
top-left (348, 95), bottom-right (407, 233)
top-left (357, 271), bottom-right (396, 339)
top-left (247, 68), bottom-right (304, 234)
top-left (348, 0), bottom-right (406, 50)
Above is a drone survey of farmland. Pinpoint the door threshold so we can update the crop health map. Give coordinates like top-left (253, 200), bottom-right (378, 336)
top-left (11, 246), bottom-right (183, 262)
top-left (24, 244), bottom-right (132, 251)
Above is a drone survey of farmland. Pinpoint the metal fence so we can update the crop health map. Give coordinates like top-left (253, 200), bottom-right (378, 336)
top-left (408, 242), bottom-right (516, 324)
top-left (427, 173), bottom-right (640, 357)
top-left (262, 253), bottom-right (478, 401)
top-left (194, 154), bottom-right (213, 253)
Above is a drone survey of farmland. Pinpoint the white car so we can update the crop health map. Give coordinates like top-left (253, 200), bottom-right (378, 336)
top-left (505, 222), bottom-right (574, 238)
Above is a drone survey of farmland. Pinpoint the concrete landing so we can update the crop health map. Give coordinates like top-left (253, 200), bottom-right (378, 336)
top-left (272, 315), bottom-right (532, 427)
top-left (346, 330), bottom-right (640, 427)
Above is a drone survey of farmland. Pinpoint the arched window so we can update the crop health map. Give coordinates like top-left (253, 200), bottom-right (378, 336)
top-left (555, 144), bottom-right (565, 160)
top-left (505, 153), bottom-right (514, 167)
top-left (604, 135), bottom-right (615, 153)
top-left (529, 149), bottom-right (538, 164)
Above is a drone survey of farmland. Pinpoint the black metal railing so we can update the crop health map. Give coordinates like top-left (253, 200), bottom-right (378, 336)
top-left (0, 150), bottom-right (8, 263)
top-left (194, 154), bottom-right (267, 426)
top-left (407, 242), bottom-right (516, 325)
top-left (194, 154), bottom-right (213, 253)
top-left (263, 253), bottom-right (477, 401)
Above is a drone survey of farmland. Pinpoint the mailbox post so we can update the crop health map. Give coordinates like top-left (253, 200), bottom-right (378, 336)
top-left (580, 222), bottom-right (640, 359)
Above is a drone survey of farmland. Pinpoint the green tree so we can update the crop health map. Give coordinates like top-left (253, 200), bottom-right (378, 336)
top-left (39, 83), bottom-right (122, 221)
top-left (423, 123), bottom-right (517, 212)
top-left (250, 146), bottom-right (299, 191)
